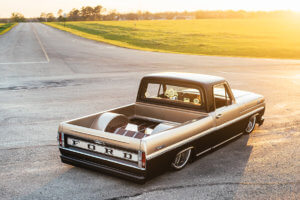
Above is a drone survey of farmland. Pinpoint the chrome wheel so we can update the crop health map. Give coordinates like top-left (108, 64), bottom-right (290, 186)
top-left (171, 148), bottom-right (192, 170)
top-left (244, 115), bottom-right (256, 134)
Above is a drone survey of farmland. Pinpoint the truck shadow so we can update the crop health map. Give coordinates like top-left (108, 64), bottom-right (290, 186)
top-left (148, 133), bottom-right (252, 181)
top-left (141, 133), bottom-right (253, 199)
top-left (19, 133), bottom-right (253, 200)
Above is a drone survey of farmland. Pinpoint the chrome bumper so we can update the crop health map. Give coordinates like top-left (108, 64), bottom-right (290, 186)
top-left (59, 147), bottom-right (146, 182)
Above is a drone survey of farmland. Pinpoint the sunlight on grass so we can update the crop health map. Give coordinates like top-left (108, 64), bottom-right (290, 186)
top-left (0, 23), bottom-right (17, 35)
top-left (46, 18), bottom-right (300, 59)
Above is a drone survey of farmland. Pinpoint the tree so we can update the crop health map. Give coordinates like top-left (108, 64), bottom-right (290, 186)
top-left (40, 12), bottom-right (46, 19)
top-left (68, 8), bottom-right (81, 21)
top-left (103, 9), bottom-right (119, 21)
top-left (123, 13), bottom-right (138, 20)
top-left (93, 5), bottom-right (104, 20)
top-left (46, 13), bottom-right (55, 22)
top-left (81, 6), bottom-right (94, 20)
top-left (57, 9), bottom-right (64, 21)
top-left (11, 12), bottom-right (25, 22)
top-left (143, 11), bottom-right (151, 20)
top-left (38, 12), bottom-right (47, 22)
top-left (57, 9), bottom-right (63, 17)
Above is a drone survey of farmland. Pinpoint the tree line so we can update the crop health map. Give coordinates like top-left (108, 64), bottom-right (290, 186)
top-left (38, 6), bottom-right (105, 22)
top-left (38, 6), bottom-right (298, 22)
top-left (1, 5), bottom-right (298, 23)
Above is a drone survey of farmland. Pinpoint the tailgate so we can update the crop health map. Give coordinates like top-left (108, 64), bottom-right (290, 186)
top-left (59, 123), bottom-right (142, 168)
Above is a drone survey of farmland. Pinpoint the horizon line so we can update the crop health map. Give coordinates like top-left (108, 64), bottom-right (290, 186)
top-left (1, 9), bottom-right (300, 19)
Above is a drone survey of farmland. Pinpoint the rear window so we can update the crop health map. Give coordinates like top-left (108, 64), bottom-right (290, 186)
top-left (140, 82), bottom-right (205, 110)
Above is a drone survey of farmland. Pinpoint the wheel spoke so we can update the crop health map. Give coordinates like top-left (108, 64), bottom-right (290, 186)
top-left (245, 115), bottom-right (256, 133)
top-left (175, 154), bottom-right (181, 165)
top-left (177, 154), bottom-right (182, 165)
top-left (172, 149), bottom-right (191, 169)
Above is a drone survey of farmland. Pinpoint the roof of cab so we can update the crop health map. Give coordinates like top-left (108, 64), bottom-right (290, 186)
top-left (143, 72), bottom-right (225, 87)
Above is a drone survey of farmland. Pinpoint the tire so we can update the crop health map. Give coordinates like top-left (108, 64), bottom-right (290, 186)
top-left (171, 148), bottom-right (192, 170)
top-left (244, 114), bottom-right (257, 134)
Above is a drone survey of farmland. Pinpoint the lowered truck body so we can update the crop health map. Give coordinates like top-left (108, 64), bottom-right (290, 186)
top-left (58, 72), bottom-right (265, 182)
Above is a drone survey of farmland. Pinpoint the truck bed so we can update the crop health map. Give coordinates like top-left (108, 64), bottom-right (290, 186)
top-left (64, 103), bottom-right (208, 140)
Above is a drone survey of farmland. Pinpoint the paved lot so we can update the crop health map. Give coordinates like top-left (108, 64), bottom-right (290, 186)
top-left (0, 23), bottom-right (299, 200)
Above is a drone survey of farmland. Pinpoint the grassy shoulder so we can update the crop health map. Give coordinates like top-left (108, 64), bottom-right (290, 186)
top-left (45, 19), bottom-right (300, 59)
top-left (0, 23), bottom-right (17, 35)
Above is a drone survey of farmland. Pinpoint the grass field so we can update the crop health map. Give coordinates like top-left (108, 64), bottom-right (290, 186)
top-left (46, 18), bottom-right (300, 59)
top-left (0, 23), bottom-right (17, 35)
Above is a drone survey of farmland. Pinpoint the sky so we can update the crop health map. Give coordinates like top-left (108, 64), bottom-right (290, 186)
top-left (0, 0), bottom-right (300, 18)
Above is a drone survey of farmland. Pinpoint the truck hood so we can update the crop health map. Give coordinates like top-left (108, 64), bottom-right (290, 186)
top-left (232, 89), bottom-right (265, 107)
top-left (231, 89), bottom-right (259, 98)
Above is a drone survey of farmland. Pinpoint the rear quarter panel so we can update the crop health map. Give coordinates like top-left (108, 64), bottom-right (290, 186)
top-left (143, 115), bottom-right (214, 159)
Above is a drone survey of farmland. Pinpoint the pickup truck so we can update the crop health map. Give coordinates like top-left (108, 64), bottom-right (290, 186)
top-left (57, 72), bottom-right (265, 182)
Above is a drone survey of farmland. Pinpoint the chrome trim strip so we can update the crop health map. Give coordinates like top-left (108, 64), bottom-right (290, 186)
top-left (147, 106), bottom-right (264, 160)
top-left (212, 132), bottom-right (243, 149)
top-left (60, 147), bottom-right (146, 171)
top-left (196, 133), bottom-right (243, 156)
top-left (195, 132), bottom-right (243, 157)
top-left (196, 148), bottom-right (211, 157)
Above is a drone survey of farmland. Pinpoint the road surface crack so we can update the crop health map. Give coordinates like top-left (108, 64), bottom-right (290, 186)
top-left (105, 181), bottom-right (299, 200)
top-left (0, 144), bottom-right (57, 151)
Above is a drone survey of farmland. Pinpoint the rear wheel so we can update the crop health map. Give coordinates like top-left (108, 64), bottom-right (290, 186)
top-left (244, 115), bottom-right (256, 134)
top-left (171, 148), bottom-right (192, 170)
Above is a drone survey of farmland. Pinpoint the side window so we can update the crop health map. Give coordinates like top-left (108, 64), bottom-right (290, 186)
top-left (145, 83), bottom-right (161, 98)
top-left (213, 84), bottom-right (231, 109)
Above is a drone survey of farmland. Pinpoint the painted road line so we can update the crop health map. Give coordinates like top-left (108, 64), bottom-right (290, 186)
top-left (0, 61), bottom-right (49, 65)
top-left (31, 23), bottom-right (50, 63)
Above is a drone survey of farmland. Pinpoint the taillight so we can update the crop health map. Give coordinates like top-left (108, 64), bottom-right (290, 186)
top-left (58, 132), bottom-right (64, 147)
top-left (138, 151), bottom-right (146, 168)
top-left (142, 152), bottom-right (146, 168)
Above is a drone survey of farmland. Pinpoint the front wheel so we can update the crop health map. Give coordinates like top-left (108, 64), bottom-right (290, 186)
top-left (171, 148), bottom-right (192, 170)
top-left (244, 115), bottom-right (256, 134)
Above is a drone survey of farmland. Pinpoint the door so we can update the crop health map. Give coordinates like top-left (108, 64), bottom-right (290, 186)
top-left (212, 83), bottom-right (240, 145)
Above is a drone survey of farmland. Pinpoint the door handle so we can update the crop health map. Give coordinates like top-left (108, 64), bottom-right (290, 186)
top-left (216, 113), bottom-right (222, 119)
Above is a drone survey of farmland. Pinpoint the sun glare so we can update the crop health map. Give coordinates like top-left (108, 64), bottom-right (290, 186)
top-left (110, 0), bottom-right (300, 13)
top-left (1, 0), bottom-right (300, 18)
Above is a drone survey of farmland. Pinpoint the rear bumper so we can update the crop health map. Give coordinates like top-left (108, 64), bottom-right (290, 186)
top-left (59, 147), bottom-right (147, 183)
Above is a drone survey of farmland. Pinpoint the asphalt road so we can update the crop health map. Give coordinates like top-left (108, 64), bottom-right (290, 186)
top-left (0, 23), bottom-right (299, 200)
